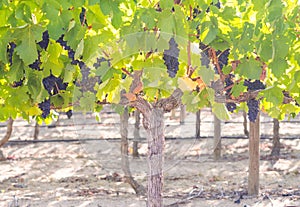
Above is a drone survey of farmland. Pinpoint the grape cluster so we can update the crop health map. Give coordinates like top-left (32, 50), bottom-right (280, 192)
top-left (29, 51), bottom-right (42, 71)
top-left (244, 80), bottom-right (265, 91)
top-left (42, 74), bottom-right (67, 95)
top-left (192, 7), bottom-right (201, 19)
top-left (38, 30), bottom-right (49, 50)
top-left (217, 49), bottom-right (230, 70)
top-left (38, 99), bottom-right (51, 118)
top-left (80, 7), bottom-right (88, 26)
top-left (7, 42), bottom-right (16, 66)
top-left (226, 102), bottom-right (237, 112)
top-left (66, 110), bottom-right (73, 119)
top-left (163, 37), bottom-right (179, 78)
top-left (247, 99), bottom-right (259, 122)
top-left (206, 0), bottom-right (221, 12)
top-left (56, 35), bottom-right (77, 64)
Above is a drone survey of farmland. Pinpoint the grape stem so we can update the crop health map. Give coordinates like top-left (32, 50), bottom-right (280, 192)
top-left (222, 78), bottom-right (243, 92)
top-left (211, 48), bottom-right (225, 81)
top-left (121, 68), bottom-right (133, 77)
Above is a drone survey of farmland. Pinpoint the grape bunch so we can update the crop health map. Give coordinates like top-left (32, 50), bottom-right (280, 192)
top-left (226, 102), bottom-right (237, 112)
top-left (192, 7), bottom-right (201, 19)
top-left (29, 51), bottom-right (42, 71)
top-left (247, 99), bottom-right (259, 122)
top-left (199, 42), bottom-right (210, 68)
top-left (38, 30), bottom-right (49, 50)
top-left (163, 37), bottom-right (179, 78)
top-left (56, 35), bottom-right (76, 64)
top-left (66, 110), bottom-right (73, 119)
top-left (206, 0), bottom-right (221, 12)
top-left (38, 99), bottom-right (51, 118)
top-left (7, 42), bottom-right (16, 66)
top-left (244, 80), bottom-right (265, 91)
top-left (42, 74), bottom-right (67, 95)
top-left (217, 49), bottom-right (230, 70)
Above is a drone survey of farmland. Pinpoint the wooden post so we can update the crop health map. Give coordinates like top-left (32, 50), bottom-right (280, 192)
top-left (133, 110), bottom-right (141, 157)
top-left (271, 118), bottom-right (280, 156)
top-left (34, 122), bottom-right (39, 140)
top-left (179, 105), bottom-right (185, 125)
top-left (213, 114), bottom-right (221, 160)
top-left (196, 110), bottom-right (201, 138)
top-left (248, 112), bottom-right (260, 195)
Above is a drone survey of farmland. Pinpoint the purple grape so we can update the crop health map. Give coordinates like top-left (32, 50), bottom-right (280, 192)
top-left (247, 99), bottom-right (259, 122)
top-left (38, 99), bottom-right (51, 118)
top-left (38, 30), bottom-right (49, 50)
top-left (163, 37), bottom-right (179, 78)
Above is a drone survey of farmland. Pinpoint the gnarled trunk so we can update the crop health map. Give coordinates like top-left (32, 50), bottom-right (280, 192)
top-left (120, 107), bottom-right (146, 196)
top-left (143, 108), bottom-right (164, 207)
top-left (243, 111), bottom-right (249, 137)
top-left (271, 118), bottom-right (280, 156)
top-left (0, 117), bottom-right (14, 148)
top-left (133, 110), bottom-right (141, 157)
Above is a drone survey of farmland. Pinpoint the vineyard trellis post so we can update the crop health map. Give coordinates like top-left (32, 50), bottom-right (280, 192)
top-left (248, 112), bottom-right (260, 195)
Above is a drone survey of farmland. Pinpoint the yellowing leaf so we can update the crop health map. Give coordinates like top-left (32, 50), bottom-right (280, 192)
top-left (178, 77), bottom-right (197, 92)
top-left (28, 106), bottom-right (41, 116)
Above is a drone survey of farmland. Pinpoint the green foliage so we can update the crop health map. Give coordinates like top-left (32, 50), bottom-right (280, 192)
top-left (0, 0), bottom-right (298, 123)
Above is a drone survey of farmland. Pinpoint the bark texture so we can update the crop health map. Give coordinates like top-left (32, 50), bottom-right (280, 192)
top-left (248, 112), bottom-right (260, 195)
top-left (271, 118), bottom-right (280, 156)
top-left (121, 71), bottom-right (183, 207)
top-left (34, 122), bottom-right (39, 140)
top-left (0, 117), bottom-right (14, 148)
top-left (144, 108), bottom-right (164, 207)
top-left (196, 110), bottom-right (201, 138)
top-left (120, 106), bottom-right (146, 196)
top-left (213, 115), bottom-right (221, 160)
top-left (179, 105), bottom-right (185, 125)
top-left (243, 111), bottom-right (249, 137)
top-left (133, 110), bottom-right (141, 157)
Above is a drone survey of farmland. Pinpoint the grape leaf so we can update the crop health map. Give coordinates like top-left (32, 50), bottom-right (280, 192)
top-left (15, 27), bottom-right (38, 65)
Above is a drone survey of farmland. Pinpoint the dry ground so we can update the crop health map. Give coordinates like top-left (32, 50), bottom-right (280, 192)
top-left (0, 108), bottom-right (299, 207)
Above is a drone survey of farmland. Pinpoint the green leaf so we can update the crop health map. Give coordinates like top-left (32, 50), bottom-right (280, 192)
top-left (212, 103), bottom-right (230, 120)
top-left (15, 27), bottom-right (38, 65)
top-left (231, 83), bottom-right (246, 98)
top-left (262, 86), bottom-right (284, 106)
top-left (198, 67), bottom-right (214, 85)
top-left (80, 92), bottom-right (96, 112)
top-left (160, 0), bottom-right (174, 9)
top-left (269, 58), bottom-right (288, 78)
top-left (201, 24), bottom-right (218, 45)
top-left (236, 58), bottom-right (262, 79)
top-left (158, 11), bottom-right (176, 35)
top-left (75, 39), bottom-right (84, 60)
top-left (63, 64), bottom-right (75, 83)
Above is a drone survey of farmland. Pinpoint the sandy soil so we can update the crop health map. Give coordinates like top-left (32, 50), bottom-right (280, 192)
top-left (0, 108), bottom-right (300, 207)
